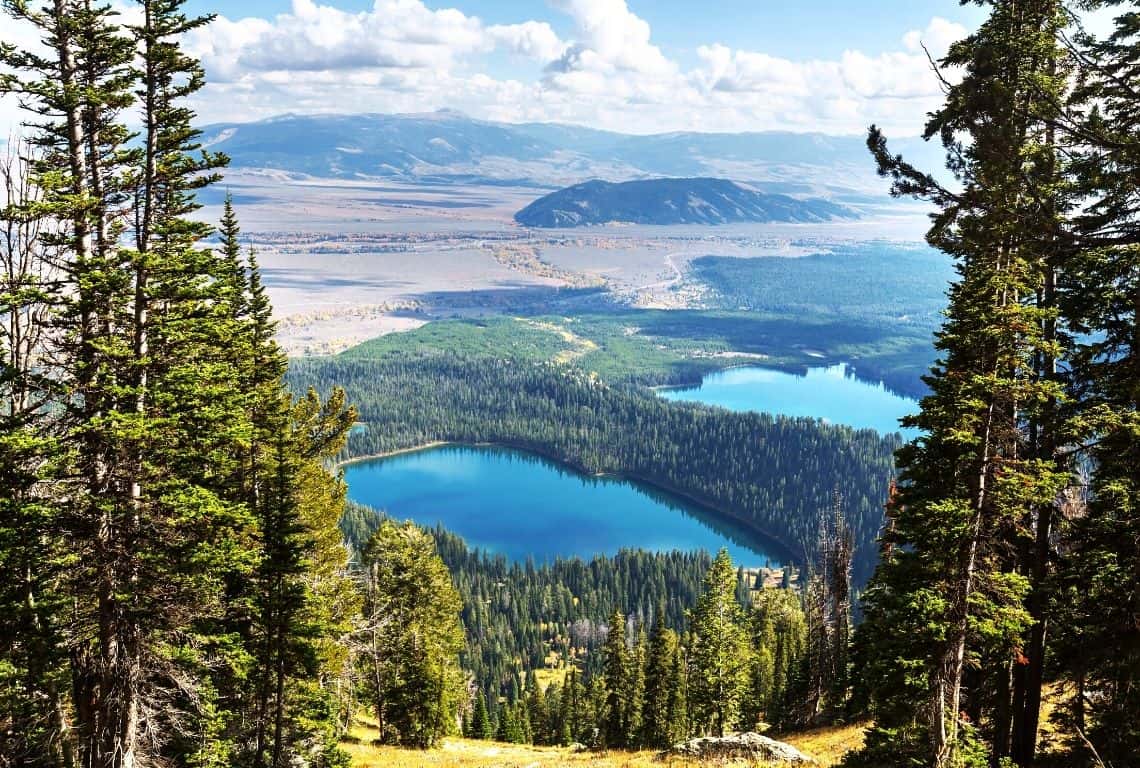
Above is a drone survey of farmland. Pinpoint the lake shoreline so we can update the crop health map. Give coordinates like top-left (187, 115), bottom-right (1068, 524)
top-left (658, 362), bottom-right (917, 437)
top-left (338, 439), bottom-right (803, 565)
top-left (653, 360), bottom-right (924, 408)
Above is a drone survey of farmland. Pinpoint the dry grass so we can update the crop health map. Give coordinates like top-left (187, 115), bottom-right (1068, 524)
top-left (344, 720), bottom-right (869, 768)
top-left (778, 722), bottom-right (868, 766)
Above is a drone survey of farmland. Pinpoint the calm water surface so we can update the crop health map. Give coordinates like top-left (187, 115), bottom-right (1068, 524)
top-left (659, 364), bottom-right (918, 437)
top-left (344, 445), bottom-right (785, 568)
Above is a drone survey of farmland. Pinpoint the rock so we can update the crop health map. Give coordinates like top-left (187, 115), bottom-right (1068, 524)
top-left (670, 732), bottom-right (816, 764)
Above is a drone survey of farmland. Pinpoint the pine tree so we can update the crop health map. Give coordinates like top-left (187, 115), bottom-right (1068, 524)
top-left (561, 667), bottom-right (585, 745)
top-left (666, 638), bottom-right (688, 743)
top-left (543, 682), bottom-right (564, 746)
top-left (1057, 7), bottom-right (1140, 763)
top-left (688, 549), bottom-right (749, 737)
top-left (750, 587), bottom-right (806, 729)
top-left (1, 3), bottom-right (365, 765)
top-left (360, 520), bottom-right (465, 748)
top-left (854, 2), bottom-right (1076, 765)
top-left (0, 2), bottom-right (277, 764)
top-left (0, 138), bottom-right (72, 767)
top-left (600, 608), bottom-right (628, 748)
top-left (495, 704), bottom-right (513, 743)
top-left (525, 675), bottom-right (546, 743)
top-left (471, 692), bottom-right (494, 740)
top-left (641, 613), bottom-right (684, 747)
top-left (624, 625), bottom-right (646, 747)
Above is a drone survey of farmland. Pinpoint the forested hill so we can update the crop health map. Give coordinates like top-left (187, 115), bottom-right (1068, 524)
top-left (514, 178), bottom-right (856, 227)
top-left (289, 354), bottom-right (899, 583)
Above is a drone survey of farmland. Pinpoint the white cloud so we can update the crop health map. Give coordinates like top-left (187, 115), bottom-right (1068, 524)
top-left (488, 21), bottom-right (565, 62)
top-left (0, 0), bottom-right (974, 137)
top-left (903, 17), bottom-right (968, 57)
top-left (185, 0), bottom-right (488, 76)
top-left (547, 0), bottom-right (673, 77)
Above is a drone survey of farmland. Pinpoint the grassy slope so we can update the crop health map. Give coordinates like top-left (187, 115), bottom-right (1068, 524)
top-left (344, 721), bottom-right (868, 767)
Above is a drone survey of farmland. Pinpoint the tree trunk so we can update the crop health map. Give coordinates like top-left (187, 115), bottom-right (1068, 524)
top-left (992, 657), bottom-right (1014, 766)
top-left (272, 620), bottom-right (288, 768)
top-left (935, 246), bottom-right (1011, 768)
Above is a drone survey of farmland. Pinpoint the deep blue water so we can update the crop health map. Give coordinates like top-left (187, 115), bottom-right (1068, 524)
top-left (659, 364), bottom-right (918, 437)
top-left (343, 445), bottom-right (785, 568)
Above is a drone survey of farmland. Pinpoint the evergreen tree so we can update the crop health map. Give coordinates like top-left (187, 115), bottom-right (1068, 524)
top-left (854, 2), bottom-right (1076, 765)
top-left (360, 520), bottom-right (465, 748)
top-left (470, 692), bottom-right (494, 740)
top-left (525, 676), bottom-right (547, 744)
top-left (641, 614), bottom-right (685, 747)
top-left (0, 2), bottom-right (267, 764)
top-left (751, 587), bottom-right (806, 729)
top-left (494, 704), bottom-right (513, 743)
top-left (0, 138), bottom-right (72, 767)
top-left (1057, 6), bottom-right (1140, 763)
top-left (666, 638), bottom-right (688, 743)
top-left (688, 549), bottom-right (749, 737)
top-left (624, 625), bottom-right (646, 747)
top-left (600, 608), bottom-right (628, 748)
top-left (561, 668), bottom-right (585, 745)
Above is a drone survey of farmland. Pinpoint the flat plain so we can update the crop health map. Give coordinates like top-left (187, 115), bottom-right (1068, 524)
top-left (202, 172), bottom-right (932, 356)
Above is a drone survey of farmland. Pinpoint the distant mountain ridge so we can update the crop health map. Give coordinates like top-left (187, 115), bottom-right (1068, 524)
top-left (200, 111), bottom-right (943, 196)
top-left (514, 178), bottom-right (858, 227)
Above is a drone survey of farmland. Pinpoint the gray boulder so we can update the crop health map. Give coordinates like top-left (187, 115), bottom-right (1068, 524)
top-left (670, 732), bottom-right (816, 764)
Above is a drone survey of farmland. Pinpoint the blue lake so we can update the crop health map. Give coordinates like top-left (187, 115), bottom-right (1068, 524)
top-left (343, 445), bottom-right (786, 568)
top-left (659, 364), bottom-right (918, 437)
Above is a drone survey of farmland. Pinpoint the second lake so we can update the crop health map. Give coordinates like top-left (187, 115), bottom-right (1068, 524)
top-left (658, 364), bottom-right (918, 437)
top-left (343, 444), bottom-right (787, 568)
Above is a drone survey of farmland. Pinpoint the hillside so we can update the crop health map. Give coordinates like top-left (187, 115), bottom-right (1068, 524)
top-left (198, 111), bottom-right (942, 193)
top-left (514, 178), bottom-right (857, 227)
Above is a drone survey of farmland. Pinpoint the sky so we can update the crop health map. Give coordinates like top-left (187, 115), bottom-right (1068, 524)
top-left (2, 0), bottom-right (1004, 137)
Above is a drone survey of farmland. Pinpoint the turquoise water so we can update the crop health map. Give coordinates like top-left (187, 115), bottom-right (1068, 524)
top-left (343, 445), bottom-right (785, 568)
top-left (659, 364), bottom-right (918, 437)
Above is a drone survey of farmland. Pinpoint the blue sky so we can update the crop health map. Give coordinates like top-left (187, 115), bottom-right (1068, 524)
top-left (184, 0), bottom-right (986, 62)
top-left (2, 0), bottom-right (994, 136)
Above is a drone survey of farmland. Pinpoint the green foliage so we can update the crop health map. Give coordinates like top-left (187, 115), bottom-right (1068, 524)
top-left (640, 615), bottom-right (687, 748)
top-left (744, 587), bottom-right (807, 729)
top-left (360, 520), bottom-right (465, 748)
top-left (687, 550), bottom-right (750, 737)
top-left (600, 609), bottom-right (630, 748)
top-left (852, 1), bottom-right (1085, 766)
top-left (342, 504), bottom-right (711, 725)
top-left (0, 6), bottom-right (359, 765)
top-left (1054, 6), bottom-right (1140, 764)
top-left (469, 692), bottom-right (494, 740)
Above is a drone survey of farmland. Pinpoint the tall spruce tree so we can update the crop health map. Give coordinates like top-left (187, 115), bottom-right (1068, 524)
top-left (852, 2), bottom-right (1076, 765)
top-left (640, 613), bottom-right (684, 748)
top-left (0, 137), bottom-right (72, 767)
top-left (600, 608), bottom-right (629, 748)
top-left (1059, 5), bottom-right (1140, 763)
top-left (359, 520), bottom-right (464, 748)
top-left (687, 549), bottom-right (749, 737)
top-left (0, 3), bottom-right (362, 765)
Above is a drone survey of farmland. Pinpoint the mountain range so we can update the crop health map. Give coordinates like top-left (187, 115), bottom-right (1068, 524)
top-left (514, 178), bottom-right (858, 227)
top-left (201, 110), bottom-right (943, 198)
